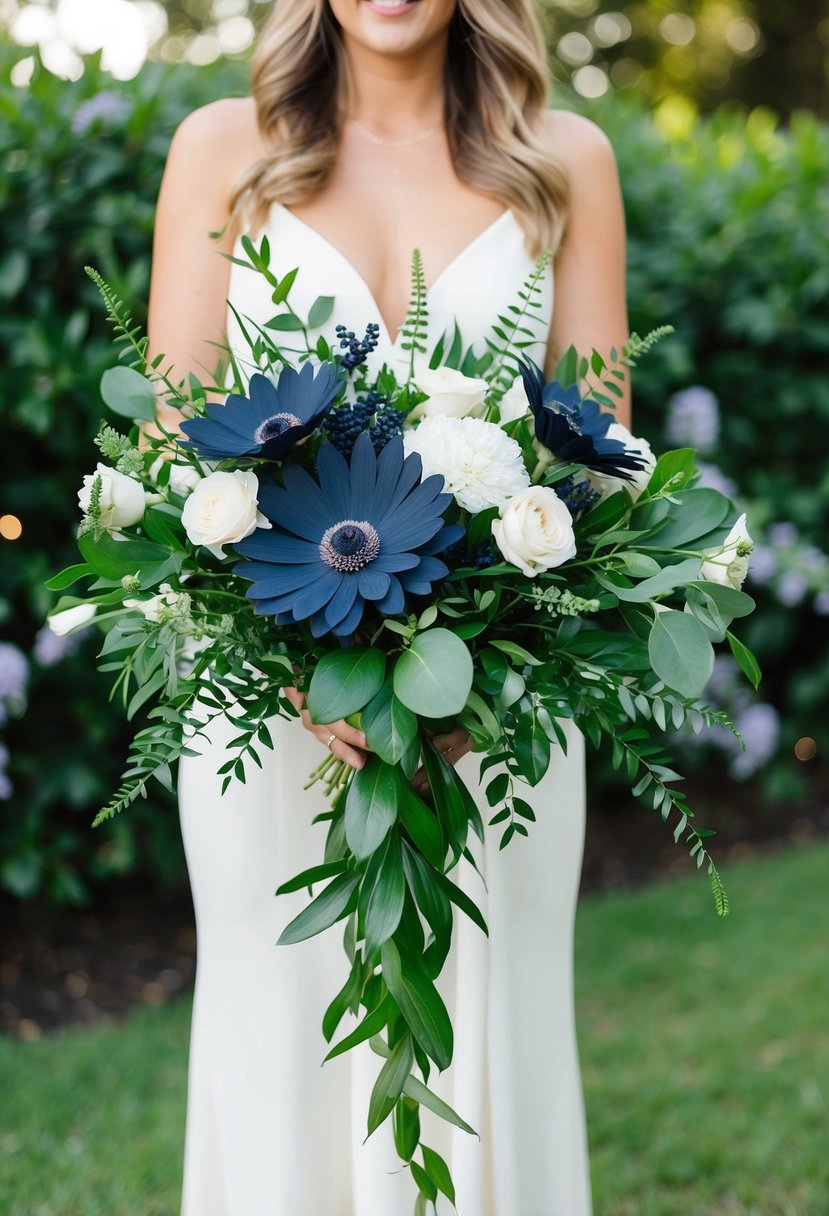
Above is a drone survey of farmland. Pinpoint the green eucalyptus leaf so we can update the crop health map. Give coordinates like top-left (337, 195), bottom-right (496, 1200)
top-left (727, 630), bottom-right (762, 689)
top-left (307, 648), bottom-right (386, 724)
top-left (362, 678), bottom-right (418, 764)
top-left (308, 295), bottom-right (335, 328)
top-left (380, 938), bottom-right (453, 1070)
top-left (393, 629), bottom-right (473, 717)
top-left (648, 609), bottom-right (714, 699)
top-left (100, 365), bottom-right (157, 421)
top-left (324, 993), bottom-right (393, 1062)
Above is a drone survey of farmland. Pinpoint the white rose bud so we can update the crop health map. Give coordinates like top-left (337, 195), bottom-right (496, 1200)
top-left (412, 365), bottom-right (489, 419)
top-left (701, 513), bottom-right (753, 590)
top-left (499, 374), bottom-right (532, 425)
top-left (149, 456), bottom-right (203, 497)
top-left (181, 470), bottom-right (271, 559)
top-left (47, 603), bottom-right (97, 636)
top-left (77, 463), bottom-right (146, 530)
top-left (492, 485), bottom-right (577, 578)
top-left (588, 422), bottom-right (656, 502)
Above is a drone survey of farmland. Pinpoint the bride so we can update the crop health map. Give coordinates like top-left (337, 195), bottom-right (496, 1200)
top-left (147, 0), bottom-right (630, 1212)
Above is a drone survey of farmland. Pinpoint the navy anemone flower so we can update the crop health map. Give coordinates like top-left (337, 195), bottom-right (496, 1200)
top-left (233, 433), bottom-right (464, 638)
top-left (519, 358), bottom-right (646, 481)
top-left (178, 363), bottom-right (343, 461)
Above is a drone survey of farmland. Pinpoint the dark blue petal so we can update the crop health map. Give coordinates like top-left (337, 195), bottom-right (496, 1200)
top-left (375, 578), bottom-right (405, 616)
top-left (379, 514), bottom-right (444, 552)
top-left (378, 449), bottom-right (424, 518)
top-left (357, 568), bottom-right (390, 601)
top-left (316, 442), bottom-right (352, 519)
top-left (331, 597), bottom-right (366, 638)
top-left (233, 532), bottom-right (319, 563)
top-left (372, 438), bottom-right (405, 518)
top-left (323, 576), bottom-right (359, 628)
top-left (348, 433), bottom-right (378, 518)
top-left (372, 550), bottom-right (420, 573)
top-left (237, 563), bottom-right (323, 596)
top-left (291, 569), bottom-right (343, 618)
top-left (419, 524), bottom-right (465, 556)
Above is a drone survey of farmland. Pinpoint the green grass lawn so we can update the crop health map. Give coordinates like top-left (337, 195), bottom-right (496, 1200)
top-left (2, 842), bottom-right (827, 1215)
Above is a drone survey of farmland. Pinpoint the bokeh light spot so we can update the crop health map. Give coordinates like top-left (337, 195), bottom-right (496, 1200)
top-left (0, 514), bottom-right (23, 541)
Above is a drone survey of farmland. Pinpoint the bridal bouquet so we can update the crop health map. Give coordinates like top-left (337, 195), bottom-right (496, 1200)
top-left (47, 238), bottom-right (758, 1212)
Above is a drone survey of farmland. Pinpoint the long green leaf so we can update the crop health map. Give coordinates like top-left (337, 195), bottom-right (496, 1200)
top-left (366, 1033), bottom-right (414, 1137)
top-left (380, 939), bottom-right (453, 1070)
top-left (277, 872), bottom-right (360, 945)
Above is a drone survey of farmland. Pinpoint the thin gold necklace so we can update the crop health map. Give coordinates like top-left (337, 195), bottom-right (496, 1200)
top-left (348, 117), bottom-right (440, 148)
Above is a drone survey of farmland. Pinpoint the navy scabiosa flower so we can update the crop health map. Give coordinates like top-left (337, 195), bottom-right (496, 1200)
top-left (233, 433), bottom-right (463, 637)
top-left (178, 363), bottom-right (343, 462)
top-left (519, 358), bottom-right (646, 481)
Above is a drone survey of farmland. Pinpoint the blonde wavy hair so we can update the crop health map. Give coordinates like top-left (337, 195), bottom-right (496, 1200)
top-left (228, 0), bottom-right (569, 259)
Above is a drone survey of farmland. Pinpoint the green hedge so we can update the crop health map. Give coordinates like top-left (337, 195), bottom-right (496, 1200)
top-left (1, 49), bottom-right (827, 903)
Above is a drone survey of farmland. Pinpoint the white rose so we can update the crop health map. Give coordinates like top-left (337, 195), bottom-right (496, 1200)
top-left (588, 422), bottom-right (656, 502)
top-left (498, 374), bottom-right (532, 425)
top-left (47, 603), bottom-right (97, 636)
top-left (491, 486), bottom-right (577, 577)
top-left (77, 463), bottom-right (145, 530)
top-left (701, 513), bottom-right (753, 590)
top-left (181, 470), bottom-right (271, 558)
top-left (412, 365), bottom-right (489, 419)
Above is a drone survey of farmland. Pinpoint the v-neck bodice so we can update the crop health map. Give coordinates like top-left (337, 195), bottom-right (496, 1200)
top-left (225, 200), bottom-right (554, 380)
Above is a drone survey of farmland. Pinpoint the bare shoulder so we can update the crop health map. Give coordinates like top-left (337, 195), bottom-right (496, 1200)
top-left (168, 96), bottom-right (266, 194)
top-left (541, 109), bottom-right (619, 181)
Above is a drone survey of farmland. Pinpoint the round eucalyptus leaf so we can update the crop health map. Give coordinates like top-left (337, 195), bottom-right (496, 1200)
top-left (393, 629), bottom-right (473, 717)
top-left (100, 365), bottom-right (158, 422)
top-left (648, 609), bottom-right (714, 699)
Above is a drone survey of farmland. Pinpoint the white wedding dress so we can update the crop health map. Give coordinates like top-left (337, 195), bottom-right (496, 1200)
top-left (177, 202), bottom-right (592, 1216)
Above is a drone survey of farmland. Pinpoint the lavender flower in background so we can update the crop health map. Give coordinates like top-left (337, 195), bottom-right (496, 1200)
top-left (730, 703), bottom-right (781, 779)
top-left (33, 623), bottom-right (90, 668)
top-left (746, 543), bottom-right (777, 585)
top-left (813, 591), bottom-right (829, 616)
top-left (696, 461), bottom-right (737, 499)
top-left (0, 643), bottom-right (28, 726)
top-left (776, 568), bottom-right (808, 608)
top-left (71, 91), bottom-right (131, 137)
top-left (767, 521), bottom-right (799, 548)
top-left (665, 386), bottom-right (720, 454)
top-left (0, 742), bottom-right (12, 800)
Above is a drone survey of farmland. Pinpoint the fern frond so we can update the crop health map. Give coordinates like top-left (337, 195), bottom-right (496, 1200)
top-left (399, 249), bottom-right (429, 380)
top-left (484, 251), bottom-right (551, 398)
top-left (84, 265), bottom-right (148, 371)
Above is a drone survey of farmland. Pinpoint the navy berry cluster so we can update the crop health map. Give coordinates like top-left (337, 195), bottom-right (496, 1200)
top-left (335, 322), bottom-right (381, 370)
top-left (324, 390), bottom-right (404, 458)
top-left (554, 475), bottom-right (601, 517)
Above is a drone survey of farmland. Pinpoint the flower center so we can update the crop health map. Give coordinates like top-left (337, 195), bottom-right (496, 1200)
top-left (319, 519), bottom-right (380, 573)
top-left (254, 413), bottom-right (302, 444)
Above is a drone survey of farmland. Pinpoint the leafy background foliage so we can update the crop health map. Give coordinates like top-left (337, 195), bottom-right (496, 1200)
top-left (1, 34), bottom-right (828, 904)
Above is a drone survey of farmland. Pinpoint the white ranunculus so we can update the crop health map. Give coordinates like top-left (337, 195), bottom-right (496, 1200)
top-left (498, 374), bottom-right (532, 425)
top-left (588, 422), bottom-right (656, 502)
top-left (77, 463), bottom-right (145, 530)
top-left (412, 365), bottom-right (489, 419)
top-left (404, 415), bottom-right (530, 514)
top-left (47, 603), bottom-right (97, 636)
top-left (492, 486), bottom-right (577, 577)
top-left (701, 513), bottom-right (753, 590)
top-left (181, 470), bottom-right (271, 559)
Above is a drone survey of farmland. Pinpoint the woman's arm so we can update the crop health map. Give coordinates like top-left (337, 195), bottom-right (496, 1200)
top-left (145, 100), bottom-right (249, 437)
top-left (543, 111), bottom-right (631, 428)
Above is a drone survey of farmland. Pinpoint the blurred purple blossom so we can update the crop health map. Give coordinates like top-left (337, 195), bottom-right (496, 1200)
top-left (0, 742), bottom-right (11, 800)
top-left (747, 544), bottom-right (777, 585)
top-left (813, 591), bottom-right (829, 616)
top-left (0, 643), bottom-right (28, 725)
top-left (665, 386), bottom-right (720, 455)
top-left (71, 91), bottom-right (130, 136)
top-left (696, 461), bottom-right (737, 499)
top-left (776, 568), bottom-right (808, 607)
top-left (730, 703), bottom-right (781, 779)
top-left (33, 624), bottom-right (89, 668)
top-left (768, 522), bottom-right (798, 548)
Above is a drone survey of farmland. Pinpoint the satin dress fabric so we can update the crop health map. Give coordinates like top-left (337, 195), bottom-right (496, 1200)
top-left (177, 202), bottom-right (592, 1216)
